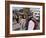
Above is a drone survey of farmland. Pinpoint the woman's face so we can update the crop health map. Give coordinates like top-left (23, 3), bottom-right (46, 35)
top-left (33, 12), bottom-right (40, 20)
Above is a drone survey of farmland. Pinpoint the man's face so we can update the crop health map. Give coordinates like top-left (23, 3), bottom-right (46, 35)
top-left (33, 12), bottom-right (40, 20)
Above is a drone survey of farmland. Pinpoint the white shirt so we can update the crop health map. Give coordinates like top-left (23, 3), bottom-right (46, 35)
top-left (28, 20), bottom-right (35, 30)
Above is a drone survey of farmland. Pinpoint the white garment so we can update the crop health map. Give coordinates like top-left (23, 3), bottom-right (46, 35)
top-left (28, 20), bottom-right (35, 30)
top-left (20, 19), bottom-right (26, 30)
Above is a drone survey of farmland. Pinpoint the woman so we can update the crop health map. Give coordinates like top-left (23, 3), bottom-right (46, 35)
top-left (25, 16), bottom-right (35, 30)
top-left (25, 12), bottom-right (38, 30)
top-left (20, 15), bottom-right (26, 30)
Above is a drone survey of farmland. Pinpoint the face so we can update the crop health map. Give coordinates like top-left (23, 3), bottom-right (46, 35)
top-left (33, 12), bottom-right (40, 20)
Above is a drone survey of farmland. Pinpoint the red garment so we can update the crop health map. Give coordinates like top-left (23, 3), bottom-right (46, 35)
top-left (32, 18), bottom-right (38, 30)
